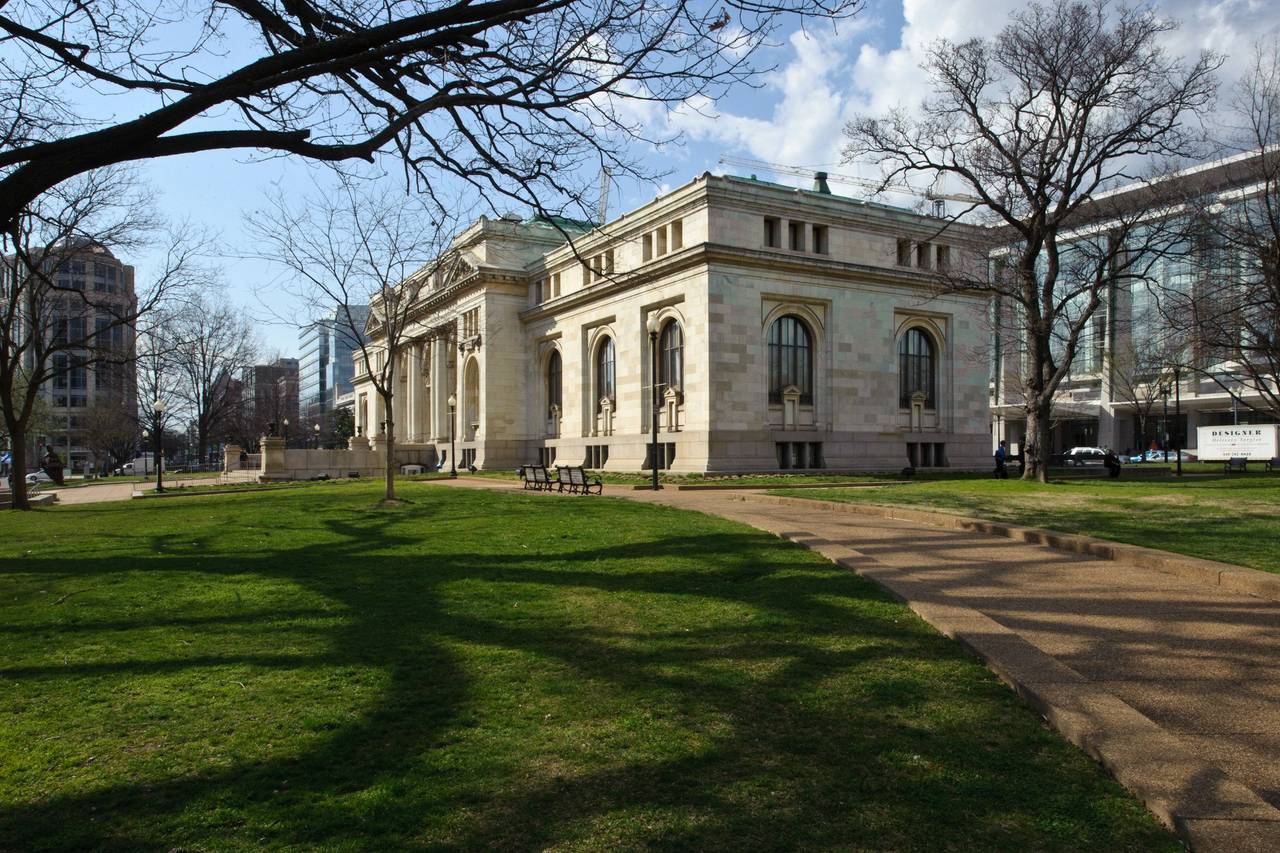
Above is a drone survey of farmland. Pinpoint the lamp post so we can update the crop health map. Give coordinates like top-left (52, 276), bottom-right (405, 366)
top-left (282, 417), bottom-right (290, 447)
top-left (646, 314), bottom-right (661, 491)
top-left (1173, 366), bottom-right (1182, 477)
top-left (1161, 384), bottom-right (1170, 464)
top-left (314, 422), bottom-right (321, 449)
top-left (152, 399), bottom-right (166, 493)
top-left (447, 393), bottom-right (458, 478)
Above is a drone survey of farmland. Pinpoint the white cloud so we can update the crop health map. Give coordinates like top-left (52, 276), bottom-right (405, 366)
top-left (668, 0), bottom-right (1280, 178)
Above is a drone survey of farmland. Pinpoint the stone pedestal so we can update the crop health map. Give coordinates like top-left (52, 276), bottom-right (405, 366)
top-left (223, 444), bottom-right (243, 472)
top-left (260, 437), bottom-right (286, 480)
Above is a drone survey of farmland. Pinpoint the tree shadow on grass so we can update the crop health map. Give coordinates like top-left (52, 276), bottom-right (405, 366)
top-left (0, 488), bottom-right (1177, 851)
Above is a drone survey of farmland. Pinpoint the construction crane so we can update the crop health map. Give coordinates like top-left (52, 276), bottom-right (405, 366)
top-left (716, 156), bottom-right (982, 210)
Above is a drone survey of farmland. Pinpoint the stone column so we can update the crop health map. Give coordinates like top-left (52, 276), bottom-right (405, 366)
top-left (260, 436), bottom-right (286, 481)
top-left (404, 347), bottom-right (418, 443)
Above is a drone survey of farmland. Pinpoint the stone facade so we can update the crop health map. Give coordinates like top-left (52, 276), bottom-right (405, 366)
top-left (351, 173), bottom-right (992, 473)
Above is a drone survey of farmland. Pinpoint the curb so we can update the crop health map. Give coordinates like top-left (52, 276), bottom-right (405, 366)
top-left (741, 493), bottom-right (1280, 604)
top-left (757, 525), bottom-right (1280, 850)
top-left (628, 481), bottom-right (904, 492)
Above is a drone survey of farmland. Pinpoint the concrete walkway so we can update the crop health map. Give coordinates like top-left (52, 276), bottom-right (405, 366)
top-left (440, 478), bottom-right (1280, 851)
top-left (44, 478), bottom-right (216, 505)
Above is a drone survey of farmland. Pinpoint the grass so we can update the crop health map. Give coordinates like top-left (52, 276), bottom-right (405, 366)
top-left (770, 474), bottom-right (1280, 574)
top-left (0, 482), bottom-right (1176, 851)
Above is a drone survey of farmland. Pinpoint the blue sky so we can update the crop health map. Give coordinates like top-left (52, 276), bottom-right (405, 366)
top-left (122, 0), bottom-right (1278, 356)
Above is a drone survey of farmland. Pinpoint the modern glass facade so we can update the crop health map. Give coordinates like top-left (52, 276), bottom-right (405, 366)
top-left (298, 306), bottom-right (369, 421)
top-left (298, 323), bottom-right (329, 421)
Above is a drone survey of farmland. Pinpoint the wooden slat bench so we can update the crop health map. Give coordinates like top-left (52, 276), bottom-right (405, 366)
top-left (520, 465), bottom-right (557, 491)
top-left (1225, 457), bottom-right (1248, 473)
top-left (556, 465), bottom-right (602, 495)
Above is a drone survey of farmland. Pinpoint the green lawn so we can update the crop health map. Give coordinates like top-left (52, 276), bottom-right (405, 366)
top-left (0, 483), bottom-right (1175, 851)
top-left (771, 475), bottom-right (1280, 573)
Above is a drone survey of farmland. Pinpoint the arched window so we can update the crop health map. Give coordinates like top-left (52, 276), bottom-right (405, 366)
top-left (658, 320), bottom-right (683, 394)
top-left (899, 328), bottom-right (936, 408)
top-left (546, 350), bottom-right (562, 417)
top-left (767, 315), bottom-right (813, 404)
top-left (595, 336), bottom-right (615, 411)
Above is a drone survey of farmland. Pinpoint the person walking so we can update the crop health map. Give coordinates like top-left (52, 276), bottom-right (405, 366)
top-left (994, 440), bottom-right (1009, 479)
top-left (1103, 447), bottom-right (1122, 479)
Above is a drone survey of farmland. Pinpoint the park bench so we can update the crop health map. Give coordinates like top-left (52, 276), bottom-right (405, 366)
top-left (520, 464), bottom-right (556, 491)
top-left (556, 465), bottom-right (603, 495)
top-left (1267, 457), bottom-right (1280, 472)
top-left (1225, 457), bottom-right (1248, 473)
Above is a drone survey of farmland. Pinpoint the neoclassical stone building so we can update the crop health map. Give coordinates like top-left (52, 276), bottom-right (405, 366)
top-left (351, 173), bottom-right (992, 473)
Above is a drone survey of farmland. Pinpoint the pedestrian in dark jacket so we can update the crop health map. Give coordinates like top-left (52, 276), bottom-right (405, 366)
top-left (994, 440), bottom-right (1009, 479)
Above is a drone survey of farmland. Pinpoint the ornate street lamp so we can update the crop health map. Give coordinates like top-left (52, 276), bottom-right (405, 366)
top-left (1173, 366), bottom-right (1183, 477)
top-left (314, 422), bottom-right (321, 449)
top-left (447, 393), bottom-right (458, 478)
top-left (282, 417), bottom-right (290, 447)
top-left (152, 399), bottom-right (166, 493)
top-left (1160, 384), bottom-right (1170, 464)
top-left (646, 314), bottom-right (661, 491)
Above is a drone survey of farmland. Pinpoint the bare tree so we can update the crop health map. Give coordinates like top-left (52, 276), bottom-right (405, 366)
top-left (168, 292), bottom-right (260, 466)
top-left (134, 314), bottom-right (188, 487)
top-left (0, 0), bottom-right (860, 235)
top-left (843, 0), bottom-right (1218, 480)
top-left (1109, 319), bottom-right (1184, 456)
top-left (1160, 42), bottom-right (1280, 419)
top-left (248, 178), bottom-right (459, 502)
top-left (0, 170), bottom-right (201, 508)
top-left (82, 396), bottom-right (139, 474)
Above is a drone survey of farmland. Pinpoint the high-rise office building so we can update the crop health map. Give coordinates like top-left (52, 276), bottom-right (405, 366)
top-left (2, 240), bottom-right (138, 472)
top-left (298, 306), bottom-right (369, 421)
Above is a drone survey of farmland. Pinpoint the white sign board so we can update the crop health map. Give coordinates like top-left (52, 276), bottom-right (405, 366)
top-left (1196, 424), bottom-right (1279, 461)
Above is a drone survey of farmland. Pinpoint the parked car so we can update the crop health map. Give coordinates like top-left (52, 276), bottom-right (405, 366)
top-left (1131, 449), bottom-right (1197, 463)
top-left (1061, 446), bottom-right (1108, 466)
top-left (25, 471), bottom-right (54, 486)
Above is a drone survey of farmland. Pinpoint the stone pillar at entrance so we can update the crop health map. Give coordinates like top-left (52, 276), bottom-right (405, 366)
top-left (260, 436), bottom-right (286, 480)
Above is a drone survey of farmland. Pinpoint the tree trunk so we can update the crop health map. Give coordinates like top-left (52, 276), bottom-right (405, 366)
top-left (8, 425), bottom-right (30, 510)
top-left (1022, 400), bottom-right (1052, 483)
top-left (382, 389), bottom-right (396, 502)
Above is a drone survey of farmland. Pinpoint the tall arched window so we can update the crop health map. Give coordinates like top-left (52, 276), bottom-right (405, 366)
top-left (546, 350), bottom-right (562, 417)
top-left (767, 315), bottom-right (813, 404)
top-left (595, 336), bottom-right (615, 411)
top-left (899, 328), bottom-right (936, 408)
top-left (658, 320), bottom-right (683, 394)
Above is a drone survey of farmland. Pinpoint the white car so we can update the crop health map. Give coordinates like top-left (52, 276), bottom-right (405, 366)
top-left (25, 470), bottom-right (54, 486)
top-left (1061, 447), bottom-right (1108, 466)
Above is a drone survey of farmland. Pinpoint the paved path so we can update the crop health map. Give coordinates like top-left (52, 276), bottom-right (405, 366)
top-left (46, 478), bottom-right (216, 505)
top-left (439, 478), bottom-right (1280, 850)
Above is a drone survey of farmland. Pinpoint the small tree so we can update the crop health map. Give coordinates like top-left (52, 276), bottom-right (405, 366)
top-left (82, 397), bottom-right (139, 474)
top-left (248, 177), bottom-right (459, 502)
top-left (169, 292), bottom-right (259, 465)
top-left (329, 406), bottom-right (355, 447)
top-left (844, 0), bottom-right (1219, 480)
top-left (134, 315), bottom-right (187, 485)
top-left (1109, 324), bottom-right (1184, 456)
